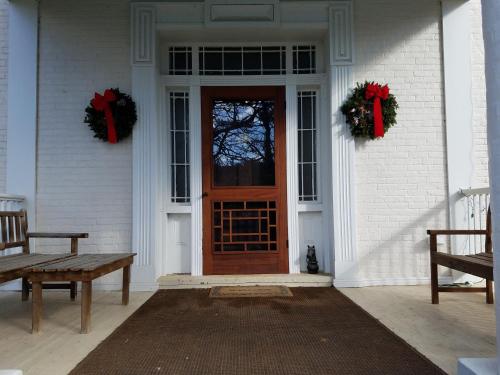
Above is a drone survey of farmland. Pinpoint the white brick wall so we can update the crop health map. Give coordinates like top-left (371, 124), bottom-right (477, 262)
top-left (36, 0), bottom-right (131, 286)
top-left (470, 0), bottom-right (489, 187)
top-left (0, 0), bottom-right (9, 193)
top-left (0, 0), bottom-right (489, 286)
top-left (353, 0), bottom-right (449, 282)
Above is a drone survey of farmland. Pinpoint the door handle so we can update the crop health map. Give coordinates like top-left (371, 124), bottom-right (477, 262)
top-left (202, 192), bottom-right (208, 198)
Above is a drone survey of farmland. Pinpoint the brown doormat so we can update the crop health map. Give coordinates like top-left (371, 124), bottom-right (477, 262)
top-left (209, 285), bottom-right (293, 298)
top-left (70, 288), bottom-right (445, 375)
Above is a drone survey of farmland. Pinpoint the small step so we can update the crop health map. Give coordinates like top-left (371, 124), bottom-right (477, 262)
top-left (158, 273), bottom-right (333, 289)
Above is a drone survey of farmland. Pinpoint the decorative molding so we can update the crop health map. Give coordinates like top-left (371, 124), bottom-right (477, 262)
top-left (132, 66), bottom-right (158, 270)
top-left (330, 66), bottom-right (357, 276)
top-left (204, 0), bottom-right (279, 27)
top-left (285, 82), bottom-right (301, 274)
top-left (189, 84), bottom-right (203, 276)
top-left (131, 5), bottom-right (155, 65)
top-left (329, 2), bottom-right (354, 65)
top-left (6, 0), bottom-right (38, 233)
top-left (328, 0), bottom-right (358, 282)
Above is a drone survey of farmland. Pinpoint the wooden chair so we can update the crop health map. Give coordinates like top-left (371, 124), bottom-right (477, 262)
top-left (427, 208), bottom-right (493, 304)
top-left (0, 210), bottom-right (88, 300)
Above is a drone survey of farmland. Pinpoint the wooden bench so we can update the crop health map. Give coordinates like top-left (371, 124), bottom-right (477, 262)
top-left (427, 208), bottom-right (494, 304)
top-left (29, 253), bottom-right (135, 334)
top-left (0, 210), bottom-right (88, 300)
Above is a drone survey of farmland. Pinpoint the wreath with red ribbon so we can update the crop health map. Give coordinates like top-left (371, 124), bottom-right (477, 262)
top-left (341, 81), bottom-right (398, 139)
top-left (84, 88), bottom-right (137, 144)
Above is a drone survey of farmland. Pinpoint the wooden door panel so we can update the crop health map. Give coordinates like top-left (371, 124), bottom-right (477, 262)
top-left (202, 86), bottom-right (288, 275)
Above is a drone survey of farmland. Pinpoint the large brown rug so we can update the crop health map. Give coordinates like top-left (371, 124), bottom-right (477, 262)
top-left (71, 288), bottom-right (445, 375)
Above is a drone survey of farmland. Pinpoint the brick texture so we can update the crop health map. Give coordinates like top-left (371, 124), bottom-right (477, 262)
top-left (36, 0), bottom-right (131, 286)
top-left (470, 0), bottom-right (489, 186)
top-left (0, 0), bottom-right (8, 192)
top-left (354, 0), bottom-right (449, 281)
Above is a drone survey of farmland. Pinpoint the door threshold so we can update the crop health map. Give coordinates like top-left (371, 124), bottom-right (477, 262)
top-left (157, 273), bottom-right (333, 289)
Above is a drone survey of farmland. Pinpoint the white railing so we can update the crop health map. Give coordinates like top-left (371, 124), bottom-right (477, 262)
top-left (460, 187), bottom-right (490, 253)
top-left (0, 194), bottom-right (26, 257)
top-left (0, 194), bottom-right (26, 211)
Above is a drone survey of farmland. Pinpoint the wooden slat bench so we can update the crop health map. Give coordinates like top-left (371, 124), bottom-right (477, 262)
top-left (427, 208), bottom-right (494, 304)
top-left (0, 210), bottom-right (88, 300)
top-left (29, 253), bottom-right (136, 334)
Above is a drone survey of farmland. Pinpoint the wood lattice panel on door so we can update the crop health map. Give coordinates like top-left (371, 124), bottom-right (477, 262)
top-left (212, 201), bottom-right (277, 253)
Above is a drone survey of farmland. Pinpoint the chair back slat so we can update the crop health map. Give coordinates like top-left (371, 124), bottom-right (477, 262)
top-left (0, 210), bottom-right (28, 253)
top-left (485, 207), bottom-right (492, 254)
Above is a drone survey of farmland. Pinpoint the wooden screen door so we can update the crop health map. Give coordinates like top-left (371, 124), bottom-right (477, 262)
top-left (202, 86), bottom-right (288, 275)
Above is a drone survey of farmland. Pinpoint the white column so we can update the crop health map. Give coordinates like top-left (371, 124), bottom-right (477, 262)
top-left (482, 0), bottom-right (500, 371)
top-left (329, 2), bottom-right (359, 286)
top-left (441, 0), bottom-right (474, 266)
top-left (6, 0), bottom-right (38, 226)
top-left (131, 5), bottom-right (159, 290)
top-left (458, 0), bottom-right (500, 373)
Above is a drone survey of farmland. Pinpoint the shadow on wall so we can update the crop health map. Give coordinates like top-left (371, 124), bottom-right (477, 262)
top-left (341, 199), bottom-right (450, 283)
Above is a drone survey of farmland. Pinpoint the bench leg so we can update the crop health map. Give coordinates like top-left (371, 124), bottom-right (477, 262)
top-left (81, 281), bottom-right (92, 334)
top-left (431, 262), bottom-right (439, 304)
top-left (486, 280), bottom-right (494, 304)
top-left (70, 281), bottom-right (77, 301)
top-left (32, 282), bottom-right (42, 333)
top-left (22, 277), bottom-right (30, 301)
top-left (122, 265), bottom-right (130, 306)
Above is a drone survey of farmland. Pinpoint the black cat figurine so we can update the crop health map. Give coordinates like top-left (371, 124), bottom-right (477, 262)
top-left (306, 245), bottom-right (319, 274)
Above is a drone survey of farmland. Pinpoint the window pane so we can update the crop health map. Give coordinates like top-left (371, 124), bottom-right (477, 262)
top-left (298, 91), bottom-right (318, 201)
top-left (169, 47), bottom-right (192, 75)
top-left (199, 46), bottom-right (286, 75)
top-left (293, 45), bottom-right (316, 74)
top-left (212, 100), bottom-right (276, 186)
top-left (170, 92), bottom-right (190, 203)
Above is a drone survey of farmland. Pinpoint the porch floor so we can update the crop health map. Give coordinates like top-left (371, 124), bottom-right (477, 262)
top-left (0, 285), bottom-right (494, 375)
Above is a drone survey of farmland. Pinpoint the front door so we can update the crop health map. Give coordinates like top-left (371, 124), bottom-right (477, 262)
top-left (202, 86), bottom-right (288, 275)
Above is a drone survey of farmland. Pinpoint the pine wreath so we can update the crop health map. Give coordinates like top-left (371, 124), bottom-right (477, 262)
top-left (341, 81), bottom-right (398, 139)
top-left (84, 88), bottom-right (137, 143)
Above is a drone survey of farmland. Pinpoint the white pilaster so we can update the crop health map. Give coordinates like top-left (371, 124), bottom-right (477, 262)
top-left (441, 0), bottom-right (474, 265)
top-left (131, 5), bottom-right (158, 290)
top-left (286, 81), bottom-right (300, 274)
top-left (6, 0), bottom-right (38, 227)
top-left (328, 2), bottom-right (359, 285)
top-left (457, 0), bottom-right (500, 373)
top-left (190, 82), bottom-right (203, 276)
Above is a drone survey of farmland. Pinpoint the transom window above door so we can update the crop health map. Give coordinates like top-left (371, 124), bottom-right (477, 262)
top-left (166, 45), bottom-right (317, 76)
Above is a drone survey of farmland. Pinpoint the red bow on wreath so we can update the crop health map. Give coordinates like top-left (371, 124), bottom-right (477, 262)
top-left (91, 89), bottom-right (118, 144)
top-left (365, 83), bottom-right (390, 138)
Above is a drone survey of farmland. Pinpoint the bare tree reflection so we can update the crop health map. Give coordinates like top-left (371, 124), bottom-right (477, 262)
top-left (212, 100), bottom-right (275, 186)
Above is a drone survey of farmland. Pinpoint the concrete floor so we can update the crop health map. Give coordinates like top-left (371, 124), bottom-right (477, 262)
top-left (0, 290), bottom-right (153, 375)
top-left (339, 286), bottom-right (496, 375)
top-left (0, 285), bottom-right (495, 375)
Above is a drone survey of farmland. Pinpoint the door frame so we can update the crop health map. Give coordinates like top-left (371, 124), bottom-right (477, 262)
top-left (160, 74), bottom-right (331, 277)
top-left (201, 86), bottom-right (289, 275)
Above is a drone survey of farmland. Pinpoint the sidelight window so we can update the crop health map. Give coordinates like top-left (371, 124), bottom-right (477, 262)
top-left (169, 92), bottom-right (190, 203)
top-left (297, 91), bottom-right (318, 202)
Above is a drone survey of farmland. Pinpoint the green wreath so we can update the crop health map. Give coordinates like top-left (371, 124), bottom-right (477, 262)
top-left (84, 88), bottom-right (137, 143)
top-left (341, 81), bottom-right (398, 139)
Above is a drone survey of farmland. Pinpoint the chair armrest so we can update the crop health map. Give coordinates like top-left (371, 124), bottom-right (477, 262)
top-left (427, 229), bottom-right (487, 236)
top-left (27, 232), bottom-right (88, 239)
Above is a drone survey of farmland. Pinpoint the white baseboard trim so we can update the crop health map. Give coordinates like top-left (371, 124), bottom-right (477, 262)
top-left (334, 276), bottom-right (454, 288)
